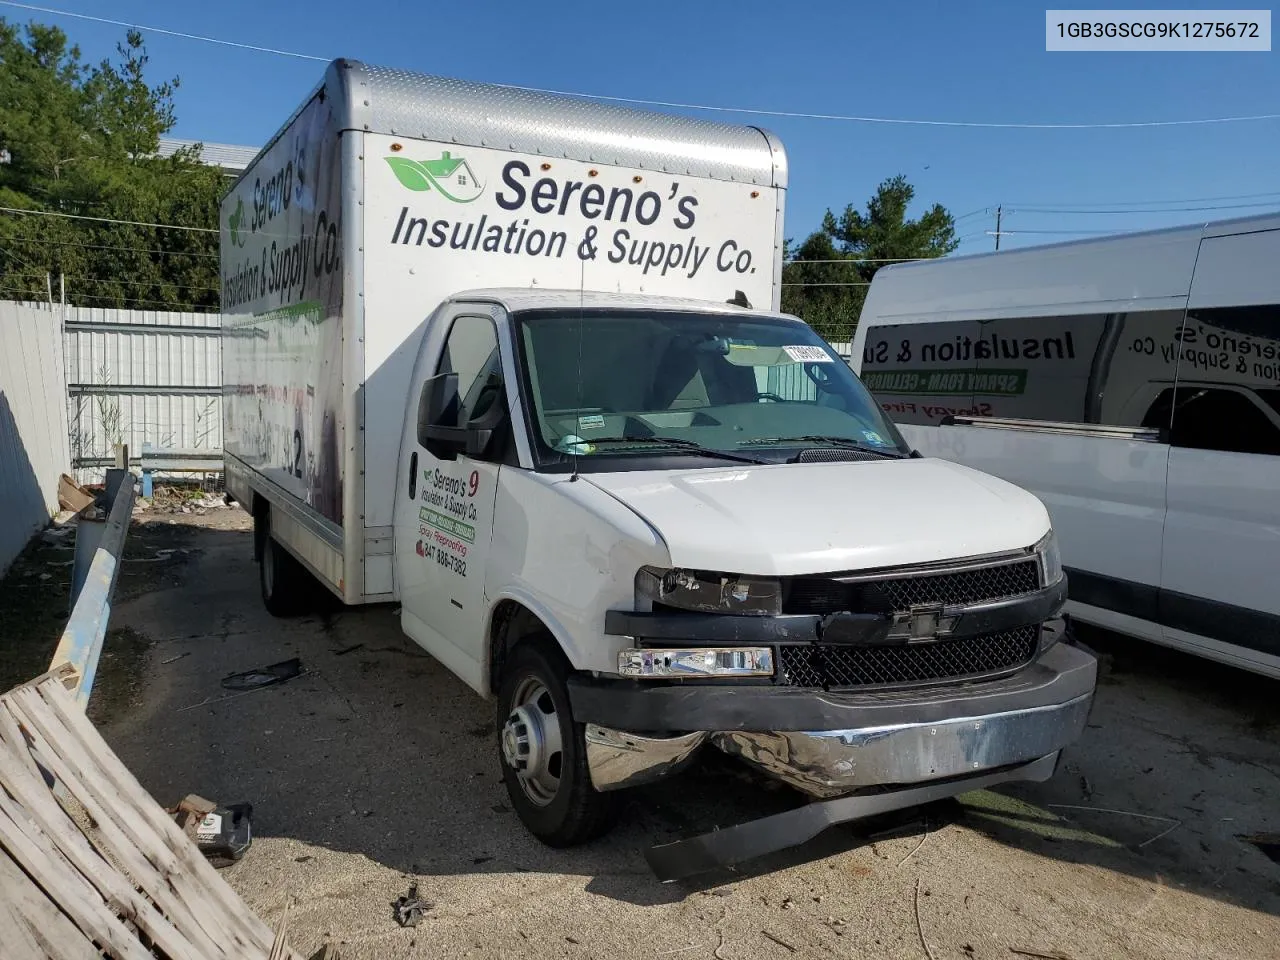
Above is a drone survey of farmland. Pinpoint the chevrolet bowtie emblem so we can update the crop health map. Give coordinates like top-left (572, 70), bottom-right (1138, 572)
top-left (887, 604), bottom-right (957, 642)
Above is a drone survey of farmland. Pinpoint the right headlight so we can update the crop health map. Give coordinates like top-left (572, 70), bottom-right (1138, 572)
top-left (1035, 530), bottom-right (1064, 587)
top-left (635, 566), bottom-right (782, 616)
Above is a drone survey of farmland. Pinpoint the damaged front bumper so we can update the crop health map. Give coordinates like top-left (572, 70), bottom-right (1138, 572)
top-left (572, 636), bottom-right (1097, 880)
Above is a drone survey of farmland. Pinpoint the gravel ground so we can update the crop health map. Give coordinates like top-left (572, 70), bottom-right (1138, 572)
top-left (23, 507), bottom-right (1278, 960)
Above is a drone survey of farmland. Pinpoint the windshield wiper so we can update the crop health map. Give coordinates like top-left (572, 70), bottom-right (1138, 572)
top-left (740, 435), bottom-right (906, 458)
top-left (579, 436), bottom-right (768, 464)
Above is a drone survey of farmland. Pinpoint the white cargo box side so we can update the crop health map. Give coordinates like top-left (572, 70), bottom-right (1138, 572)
top-left (220, 78), bottom-right (358, 599)
top-left (224, 58), bottom-right (787, 605)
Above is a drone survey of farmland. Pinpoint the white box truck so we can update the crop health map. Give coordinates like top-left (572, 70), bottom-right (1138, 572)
top-left (221, 59), bottom-right (1096, 880)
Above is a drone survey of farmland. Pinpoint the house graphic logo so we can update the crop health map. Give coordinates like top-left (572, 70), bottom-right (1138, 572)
top-left (227, 196), bottom-right (248, 248)
top-left (384, 150), bottom-right (484, 203)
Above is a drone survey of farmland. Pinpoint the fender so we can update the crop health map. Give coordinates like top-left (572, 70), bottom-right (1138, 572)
top-left (482, 586), bottom-right (586, 696)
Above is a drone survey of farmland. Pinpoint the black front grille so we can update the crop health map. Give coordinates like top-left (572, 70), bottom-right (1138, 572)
top-left (784, 559), bottom-right (1040, 615)
top-left (776, 626), bottom-right (1039, 689)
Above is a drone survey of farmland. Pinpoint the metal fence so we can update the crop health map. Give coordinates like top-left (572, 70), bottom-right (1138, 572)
top-left (0, 301), bottom-right (72, 575)
top-left (60, 305), bottom-right (223, 484)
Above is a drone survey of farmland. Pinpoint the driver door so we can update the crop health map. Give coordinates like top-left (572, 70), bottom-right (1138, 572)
top-left (394, 312), bottom-right (505, 686)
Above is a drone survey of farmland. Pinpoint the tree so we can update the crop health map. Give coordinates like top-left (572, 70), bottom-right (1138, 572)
top-left (782, 175), bottom-right (958, 345)
top-left (0, 20), bottom-right (223, 309)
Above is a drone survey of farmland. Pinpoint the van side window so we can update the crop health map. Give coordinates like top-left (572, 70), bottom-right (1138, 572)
top-left (1154, 386), bottom-right (1280, 456)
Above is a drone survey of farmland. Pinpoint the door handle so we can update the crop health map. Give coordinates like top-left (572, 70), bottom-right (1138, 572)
top-left (408, 451), bottom-right (418, 500)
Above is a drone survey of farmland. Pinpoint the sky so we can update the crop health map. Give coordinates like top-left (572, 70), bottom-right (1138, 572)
top-left (7, 0), bottom-right (1280, 254)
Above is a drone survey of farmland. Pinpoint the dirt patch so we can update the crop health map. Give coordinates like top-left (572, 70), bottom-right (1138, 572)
top-left (86, 625), bottom-right (153, 725)
top-left (0, 504), bottom-right (247, 695)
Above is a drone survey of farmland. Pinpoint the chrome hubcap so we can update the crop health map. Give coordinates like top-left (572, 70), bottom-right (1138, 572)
top-left (501, 677), bottom-right (563, 806)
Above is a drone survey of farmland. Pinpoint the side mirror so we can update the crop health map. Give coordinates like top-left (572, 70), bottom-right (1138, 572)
top-left (417, 372), bottom-right (507, 460)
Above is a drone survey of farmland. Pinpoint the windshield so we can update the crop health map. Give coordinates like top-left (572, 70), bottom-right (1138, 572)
top-left (514, 308), bottom-right (911, 468)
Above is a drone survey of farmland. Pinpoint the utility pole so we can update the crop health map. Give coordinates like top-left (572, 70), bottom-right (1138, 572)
top-left (994, 205), bottom-right (1002, 251)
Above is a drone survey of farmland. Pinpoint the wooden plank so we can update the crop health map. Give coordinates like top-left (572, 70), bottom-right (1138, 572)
top-left (0, 849), bottom-right (102, 960)
top-left (0, 875), bottom-right (47, 960)
top-left (12, 687), bottom-right (244, 955)
top-left (28, 679), bottom-right (285, 957)
top-left (15, 686), bottom-right (274, 959)
top-left (0, 732), bottom-right (204, 960)
top-left (9, 691), bottom-right (236, 958)
top-left (0, 701), bottom-right (43, 784)
top-left (0, 791), bottom-right (154, 960)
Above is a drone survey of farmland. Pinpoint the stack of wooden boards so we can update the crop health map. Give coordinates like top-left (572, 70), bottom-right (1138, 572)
top-left (0, 667), bottom-right (311, 959)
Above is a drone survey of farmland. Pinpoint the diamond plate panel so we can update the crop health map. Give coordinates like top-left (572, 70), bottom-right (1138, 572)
top-left (335, 60), bottom-right (785, 186)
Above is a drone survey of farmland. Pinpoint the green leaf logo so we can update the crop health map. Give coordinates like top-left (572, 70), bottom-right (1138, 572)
top-left (385, 156), bottom-right (435, 192)
top-left (384, 151), bottom-right (484, 203)
top-left (226, 196), bottom-right (247, 248)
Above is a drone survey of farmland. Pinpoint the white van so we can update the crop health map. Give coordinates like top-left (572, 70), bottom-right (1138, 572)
top-left (221, 59), bottom-right (1096, 879)
top-left (853, 214), bottom-right (1280, 680)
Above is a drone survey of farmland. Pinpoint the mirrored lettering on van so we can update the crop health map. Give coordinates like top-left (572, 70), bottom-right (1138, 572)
top-left (858, 321), bottom-right (980, 425)
top-left (861, 310), bottom-right (1187, 430)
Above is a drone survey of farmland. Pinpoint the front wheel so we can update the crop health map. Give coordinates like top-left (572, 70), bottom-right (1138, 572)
top-left (497, 640), bottom-right (616, 847)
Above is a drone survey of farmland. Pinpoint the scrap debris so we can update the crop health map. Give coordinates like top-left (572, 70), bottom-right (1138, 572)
top-left (169, 793), bottom-right (254, 865)
top-left (221, 657), bottom-right (303, 692)
top-left (1047, 803), bottom-right (1182, 849)
top-left (1010, 948), bottom-right (1075, 960)
top-left (392, 881), bottom-right (433, 927)
top-left (914, 878), bottom-right (937, 960)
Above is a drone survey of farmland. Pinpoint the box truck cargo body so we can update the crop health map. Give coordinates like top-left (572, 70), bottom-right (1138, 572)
top-left (221, 61), bottom-right (785, 603)
top-left (221, 60), bottom-right (1095, 878)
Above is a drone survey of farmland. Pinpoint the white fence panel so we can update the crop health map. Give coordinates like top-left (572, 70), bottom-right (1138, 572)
top-left (61, 306), bottom-right (222, 483)
top-left (0, 302), bottom-right (72, 574)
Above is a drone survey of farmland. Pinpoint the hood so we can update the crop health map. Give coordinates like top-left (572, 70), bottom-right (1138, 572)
top-left (584, 457), bottom-right (1050, 576)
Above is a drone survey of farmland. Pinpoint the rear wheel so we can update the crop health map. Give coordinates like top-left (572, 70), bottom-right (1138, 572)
top-left (497, 640), bottom-right (616, 847)
top-left (255, 508), bottom-right (309, 618)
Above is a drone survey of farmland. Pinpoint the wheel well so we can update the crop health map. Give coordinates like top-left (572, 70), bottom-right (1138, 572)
top-left (488, 600), bottom-right (558, 695)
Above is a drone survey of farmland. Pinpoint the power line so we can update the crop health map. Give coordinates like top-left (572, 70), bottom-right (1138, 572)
top-left (8, 1), bottom-right (1280, 131)
top-left (1003, 189), bottom-right (1280, 208)
top-left (987, 229), bottom-right (1118, 236)
top-left (784, 258), bottom-right (921, 264)
top-left (2, 234), bottom-right (219, 258)
top-left (60, 292), bottom-right (217, 310)
top-left (6, 273), bottom-right (219, 292)
top-left (1009, 200), bottom-right (1280, 215)
top-left (781, 282), bottom-right (872, 287)
top-left (0, 206), bottom-right (217, 233)
top-left (0, 1), bottom-right (327, 61)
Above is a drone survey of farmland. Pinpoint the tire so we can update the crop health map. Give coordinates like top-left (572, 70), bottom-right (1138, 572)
top-left (497, 639), bottom-right (616, 847)
top-left (255, 509), bottom-right (309, 618)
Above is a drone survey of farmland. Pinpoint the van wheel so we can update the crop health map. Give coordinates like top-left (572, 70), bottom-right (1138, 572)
top-left (255, 510), bottom-right (308, 618)
top-left (497, 640), bottom-right (615, 847)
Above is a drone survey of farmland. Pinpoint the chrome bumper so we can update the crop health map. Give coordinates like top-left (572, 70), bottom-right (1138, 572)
top-left (710, 692), bottom-right (1092, 797)
top-left (585, 648), bottom-right (1095, 798)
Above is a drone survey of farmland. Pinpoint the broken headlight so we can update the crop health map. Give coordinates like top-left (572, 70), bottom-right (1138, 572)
top-left (1035, 531), bottom-right (1063, 587)
top-left (635, 566), bottom-right (782, 617)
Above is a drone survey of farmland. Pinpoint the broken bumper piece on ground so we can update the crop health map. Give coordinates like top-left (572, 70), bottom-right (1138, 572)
top-left (643, 753), bottom-right (1060, 883)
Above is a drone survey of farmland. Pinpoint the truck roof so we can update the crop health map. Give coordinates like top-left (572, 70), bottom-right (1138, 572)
top-left (235, 59), bottom-right (787, 192)
top-left (451, 288), bottom-right (802, 320)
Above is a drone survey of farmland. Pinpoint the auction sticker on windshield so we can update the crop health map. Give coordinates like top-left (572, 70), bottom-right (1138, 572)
top-left (783, 345), bottom-right (833, 363)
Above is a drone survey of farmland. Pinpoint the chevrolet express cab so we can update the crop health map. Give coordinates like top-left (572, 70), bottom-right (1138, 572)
top-left (221, 59), bottom-right (1097, 878)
